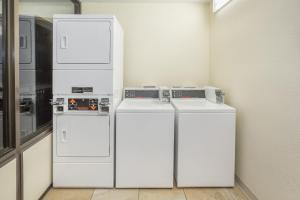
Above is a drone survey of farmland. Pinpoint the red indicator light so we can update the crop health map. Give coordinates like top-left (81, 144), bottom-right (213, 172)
top-left (69, 99), bottom-right (76, 104)
top-left (90, 105), bottom-right (97, 110)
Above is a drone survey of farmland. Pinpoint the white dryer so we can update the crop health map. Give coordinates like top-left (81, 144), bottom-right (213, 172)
top-left (116, 88), bottom-right (175, 188)
top-left (52, 15), bottom-right (123, 188)
top-left (171, 88), bottom-right (236, 187)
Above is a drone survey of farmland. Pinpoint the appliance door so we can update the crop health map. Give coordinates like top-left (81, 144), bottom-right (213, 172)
top-left (116, 112), bottom-right (174, 188)
top-left (53, 70), bottom-right (113, 95)
top-left (20, 70), bottom-right (35, 94)
top-left (56, 114), bottom-right (110, 157)
top-left (20, 97), bottom-right (35, 138)
top-left (56, 20), bottom-right (111, 65)
top-left (177, 112), bottom-right (236, 187)
top-left (19, 19), bottom-right (32, 65)
top-left (20, 113), bottom-right (34, 138)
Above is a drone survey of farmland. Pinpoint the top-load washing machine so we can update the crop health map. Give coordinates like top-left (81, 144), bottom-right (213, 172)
top-left (171, 87), bottom-right (236, 187)
top-left (116, 88), bottom-right (175, 188)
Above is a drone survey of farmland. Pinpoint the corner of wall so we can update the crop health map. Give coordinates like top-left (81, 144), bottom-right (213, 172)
top-left (208, 2), bottom-right (213, 86)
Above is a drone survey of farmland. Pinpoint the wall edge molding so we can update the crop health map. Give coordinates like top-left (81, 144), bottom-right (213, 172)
top-left (236, 175), bottom-right (259, 200)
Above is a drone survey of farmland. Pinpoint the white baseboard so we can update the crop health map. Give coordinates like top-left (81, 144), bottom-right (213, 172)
top-left (236, 175), bottom-right (258, 200)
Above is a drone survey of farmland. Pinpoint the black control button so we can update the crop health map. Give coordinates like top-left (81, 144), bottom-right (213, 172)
top-left (101, 106), bottom-right (109, 112)
top-left (57, 106), bottom-right (64, 112)
top-left (101, 98), bottom-right (109, 103)
top-left (68, 105), bottom-right (76, 110)
top-left (20, 98), bottom-right (33, 113)
top-left (163, 91), bottom-right (170, 96)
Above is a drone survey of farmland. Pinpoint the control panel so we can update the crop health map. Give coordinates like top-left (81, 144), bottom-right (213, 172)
top-left (215, 89), bottom-right (225, 104)
top-left (160, 89), bottom-right (171, 102)
top-left (99, 98), bottom-right (110, 113)
top-left (68, 98), bottom-right (98, 111)
top-left (124, 89), bottom-right (159, 99)
top-left (204, 86), bottom-right (225, 104)
top-left (20, 98), bottom-right (34, 113)
top-left (72, 87), bottom-right (93, 94)
top-left (172, 89), bottom-right (206, 98)
top-left (162, 90), bottom-right (170, 97)
top-left (52, 97), bottom-right (111, 114)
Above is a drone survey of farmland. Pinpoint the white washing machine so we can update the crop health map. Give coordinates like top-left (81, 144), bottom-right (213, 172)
top-left (171, 88), bottom-right (236, 187)
top-left (116, 88), bottom-right (175, 188)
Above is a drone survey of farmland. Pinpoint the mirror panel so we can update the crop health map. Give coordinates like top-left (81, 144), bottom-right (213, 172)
top-left (19, 0), bottom-right (73, 143)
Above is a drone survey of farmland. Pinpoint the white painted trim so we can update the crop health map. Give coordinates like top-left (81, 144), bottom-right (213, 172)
top-left (213, 0), bottom-right (231, 12)
top-left (236, 176), bottom-right (259, 200)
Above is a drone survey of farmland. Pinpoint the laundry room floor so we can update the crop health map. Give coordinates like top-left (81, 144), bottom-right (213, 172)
top-left (42, 184), bottom-right (250, 200)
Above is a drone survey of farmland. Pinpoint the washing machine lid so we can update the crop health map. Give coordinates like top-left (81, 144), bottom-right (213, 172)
top-left (117, 99), bottom-right (175, 113)
top-left (171, 99), bottom-right (235, 113)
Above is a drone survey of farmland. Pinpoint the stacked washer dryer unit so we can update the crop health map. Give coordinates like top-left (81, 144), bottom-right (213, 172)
top-left (52, 15), bottom-right (123, 188)
top-left (0, 16), bottom-right (52, 139)
top-left (171, 87), bottom-right (236, 187)
top-left (116, 87), bottom-right (174, 188)
top-left (19, 16), bottom-right (52, 138)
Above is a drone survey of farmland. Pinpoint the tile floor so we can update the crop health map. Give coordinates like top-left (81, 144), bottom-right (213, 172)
top-left (42, 185), bottom-right (250, 200)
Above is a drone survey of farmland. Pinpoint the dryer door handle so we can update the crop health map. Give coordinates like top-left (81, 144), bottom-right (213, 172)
top-left (60, 35), bottom-right (68, 49)
top-left (61, 130), bottom-right (67, 142)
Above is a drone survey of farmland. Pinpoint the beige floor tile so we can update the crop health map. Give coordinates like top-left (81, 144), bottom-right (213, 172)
top-left (184, 188), bottom-right (231, 200)
top-left (42, 188), bottom-right (94, 200)
top-left (184, 187), bottom-right (249, 200)
top-left (91, 189), bottom-right (138, 200)
top-left (227, 186), bottom-right (250, 200)
top-left (139, 188), bottom-right (186, 200)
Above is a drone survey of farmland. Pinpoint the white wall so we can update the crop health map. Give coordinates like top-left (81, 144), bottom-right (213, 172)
top-left (210, 0), bottom-right (300, 199)
top-left (0, 159), bottom-right (17, 200)
top-left (82, 2), bottom-right (210, 87)
top-left (23, 134), bottom-right (52, 200)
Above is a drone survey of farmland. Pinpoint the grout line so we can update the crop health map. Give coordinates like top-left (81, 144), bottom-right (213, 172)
top-left (39, 184), bottom-right (52, 199)
top-left (236, 184), bottom-right (253, 200)
top-left (183, 188), bottom-right (188, 200)
top-left (138, 188), bottom-right (140, 200)
top-left (236, 176), bottom-right (258, 200)
top-left (224, 188), bottom-right (237, 200)
top-left (90, 188), bottom-right (96, 200)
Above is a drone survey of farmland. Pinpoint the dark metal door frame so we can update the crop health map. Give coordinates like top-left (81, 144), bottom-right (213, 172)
top-left (71, 0), bottom-right (82, 14)
top-left (1, 0), bottom-right (21, 199)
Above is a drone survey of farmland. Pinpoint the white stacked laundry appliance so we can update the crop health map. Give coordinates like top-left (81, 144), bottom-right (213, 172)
top-left (19, 16), bottom-right (52, 139)
top-left (52, 15), bottom-right (123, 188)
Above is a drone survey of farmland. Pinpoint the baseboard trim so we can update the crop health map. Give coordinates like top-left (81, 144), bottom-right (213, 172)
top-left (236, 176), bottom-right (258, 200)
top-left (38, 184), bottom-right (52, 200)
